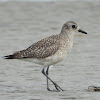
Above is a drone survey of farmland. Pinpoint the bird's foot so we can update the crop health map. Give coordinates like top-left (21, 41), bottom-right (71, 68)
top-left (47, 88), bottom-right (60, 92)
top-left (47, 87), bottom-right (51, 91)
top-left (53, 82), bottom-right (64, 91)
top-left (47, 85), bottom-right (64, 92)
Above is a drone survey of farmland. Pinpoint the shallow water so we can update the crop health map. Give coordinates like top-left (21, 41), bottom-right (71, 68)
top-left (0, 1), bottom-right (100, 100)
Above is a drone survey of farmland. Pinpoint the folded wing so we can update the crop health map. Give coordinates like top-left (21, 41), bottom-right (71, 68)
top-left (5, 35), bottom-right (60, 59)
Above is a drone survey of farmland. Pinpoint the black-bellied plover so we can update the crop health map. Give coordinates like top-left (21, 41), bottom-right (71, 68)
top-left (4, 21), bottom-right (87, 91)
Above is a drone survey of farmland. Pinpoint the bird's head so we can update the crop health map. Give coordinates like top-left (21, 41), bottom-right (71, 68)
top-left (61, 21), bottom-right (87, 34)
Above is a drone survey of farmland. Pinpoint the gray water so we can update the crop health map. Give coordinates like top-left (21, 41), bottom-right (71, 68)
top-left (0, 1), bottom-right (100, 100)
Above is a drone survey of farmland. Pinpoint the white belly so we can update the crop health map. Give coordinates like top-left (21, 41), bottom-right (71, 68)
top-left (21, 41), bottom-right (73, 67)
top-left (21, 49), bottom-right (67, 67)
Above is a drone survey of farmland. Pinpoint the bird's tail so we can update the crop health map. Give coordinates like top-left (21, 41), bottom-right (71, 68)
top-left (4, 55), bottom-right (14, 59)
top-left (4, 49), bottom-right (26, 59)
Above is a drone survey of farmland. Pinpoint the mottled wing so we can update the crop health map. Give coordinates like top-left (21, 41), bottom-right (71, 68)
top-left (6, 35), bottom-right (60, 59)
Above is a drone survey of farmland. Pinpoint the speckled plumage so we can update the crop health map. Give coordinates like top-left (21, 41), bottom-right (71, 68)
top-left (5, 21), bottom-right (87, 91)
top-left (13, 35), bottom-right (60, 59)
top-left (5, 20), bottom-right (87, 65)
top-left (10, 33), bottom-right (73, 60)
top-left (5, 21), bottom-right (79, 62)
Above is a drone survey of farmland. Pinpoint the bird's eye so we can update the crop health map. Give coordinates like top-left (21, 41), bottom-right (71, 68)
top-left (72, 25), bottom-right (76, 28)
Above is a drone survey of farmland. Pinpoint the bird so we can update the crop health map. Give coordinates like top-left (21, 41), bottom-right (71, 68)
top-left (4, 21), bottom-right (87, 92)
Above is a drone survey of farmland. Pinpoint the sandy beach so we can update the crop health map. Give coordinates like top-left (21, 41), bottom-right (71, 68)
top-left (0, 1), bottom-right (100, 100)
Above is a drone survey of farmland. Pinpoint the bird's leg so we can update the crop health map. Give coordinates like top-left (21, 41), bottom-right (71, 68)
top-left (46, 66), bottom-right (50, 91)
top-left (42, 68), bottom-right (64, 91)
top-left (46, 66), bottom-right (49, 75)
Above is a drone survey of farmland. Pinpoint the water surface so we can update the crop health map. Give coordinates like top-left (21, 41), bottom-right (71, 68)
top-left (0, 1), bottom-right (100, 100)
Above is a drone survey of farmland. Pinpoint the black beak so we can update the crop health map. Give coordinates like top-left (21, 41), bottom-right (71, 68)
top-left (78, 29), bottom-right (87, 34)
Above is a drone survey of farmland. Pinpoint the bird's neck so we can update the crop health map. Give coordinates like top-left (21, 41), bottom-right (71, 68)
top-left (60, 30), bottom-right (74, 41)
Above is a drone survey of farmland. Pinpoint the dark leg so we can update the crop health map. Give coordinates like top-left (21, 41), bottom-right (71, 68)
top-left (42, 68), bottom-right (64, 91)
top-left (46, 66), bottom-right (49, 75)
top-left (46, 66), bottom-right (50, 91)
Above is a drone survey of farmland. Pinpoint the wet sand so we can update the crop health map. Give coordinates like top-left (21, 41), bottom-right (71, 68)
top-left (0, 1), bottom-right (100, 100)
